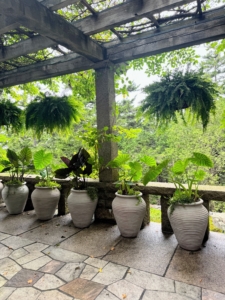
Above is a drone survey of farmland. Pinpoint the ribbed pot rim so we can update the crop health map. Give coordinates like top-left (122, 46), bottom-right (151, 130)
top-left (34, 186), bottom-right (59, 189)
top-left (70, 189), bottom-right (87, 193)
top-left (6, 181), bottom-right (26, 187)
top-left (115, 192), bottom-right (142, 198)
top-left (175, 198), bottom-right (203, 206)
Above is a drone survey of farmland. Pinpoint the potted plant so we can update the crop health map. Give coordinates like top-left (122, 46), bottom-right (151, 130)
top-left (0, 146), bottom-right (32, 214)
top-left (167, 152), bottom-right (213, 251)
top-left (107, 153), bottom-right (167, 237)
top-left (55, 148), bottom-right (98, 228)
top-left (31, 149), bottom-right (61, 220)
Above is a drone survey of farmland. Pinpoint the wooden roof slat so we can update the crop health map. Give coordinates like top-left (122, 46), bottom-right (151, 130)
top-left (1, 6), bottom-right (225, 88)
top-left (0, 0), bottom-right (105, 62)
top-left (39, 0), bottom-right (80, 10)
top-left (0, 0), bottom-right (195, 63)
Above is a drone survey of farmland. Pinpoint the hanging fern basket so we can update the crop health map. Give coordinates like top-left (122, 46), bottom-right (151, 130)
top-left (25, 96), bottom-right (82, 137)
top-left (141, 69), bottom-right (219, 130)
top-left (0, 100), bottom-right (23, 131)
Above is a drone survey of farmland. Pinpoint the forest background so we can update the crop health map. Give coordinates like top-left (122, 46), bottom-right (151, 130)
top-left (0, 3), bottom-right (225, 212)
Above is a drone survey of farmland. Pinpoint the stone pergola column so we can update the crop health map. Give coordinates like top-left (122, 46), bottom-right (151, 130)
top-left (95, 65), bottom-right (118, 182)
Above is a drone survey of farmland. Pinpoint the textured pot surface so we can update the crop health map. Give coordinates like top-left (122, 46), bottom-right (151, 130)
top-left (67, 189), bottom-right (98, 228)
top-left (2, 183), bottom-right (29, 214)
top-left (31, 187), bottom-right (60, 220)
top-left (0, 180), bottom-right (3, 201)
top-left (168, 199), bottom-right (208, 251)
top-left (112, 192), bottom-right (146, 238)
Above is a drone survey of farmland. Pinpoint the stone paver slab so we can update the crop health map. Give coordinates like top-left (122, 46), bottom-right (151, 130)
top-left (38, 260), bottom-right (65, 274)
top-left (166, 232), bottom-right (225, 294)
top-left (125, 268), bottom-right (174, 292)
top-left (34, 274), bottom-right (64, 290)
top-left (43, 246), bottom-right (87, 263)
top-left (0, 258), bottom-right (21, 280)
top-left (9, 248), bottom-right (28, 260)
top-left (0, 287), bottom-right (16, 300)
top-left (104, 223), bottom-right (177, 276)
top-left (0, 244), bottom-right (13, 259)
top-left (60, 278), bottom-right (105, 300)
top-left (20, 215), bottom-right (79, 245)
top-left (95, 289), bottom-right (120, 300)
top-left (22, 255), bottom-right (52, 270)
top-left (5, 269), bottom-right (44, 287)
top-left (0, 233), bottom-right (10, 241)
top-left (37, 290), bottom-right (73, 300)
top-left (80, 265), bottom-right (99, 281)
top-left (202, 289), bottom-right (225, 300)
top-left (59, 223), bottom-right (122, 257)
top-left (85, 257), bottom-right (108, 269)
top-left (1, 236), bottom-right (33, 250)
top-left (93, 262), bottom-right (127, 285)
top-left (175, 281), bottom-right (201, 299)
top-left (24, 243), bottom-right (49, 253)
top-left (0, 209), bottom-right (41, 235)
top-left (16, 252), bottom-right (44, 265)
top-left (0, 276), bottom-right (6, 288)
top-left (7, 287), bottom-right (41, 300)
top-left (56, 262), bottom-right (85, 282)
top-left (142, 290), bottom-right (196, 300)
top-left (107, 279), bottom-right (143, 300)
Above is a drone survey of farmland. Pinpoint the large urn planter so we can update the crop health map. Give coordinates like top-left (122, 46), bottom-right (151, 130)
top-left (67, 189), bottom-right (98, 228)
top-left (112, 192), bottom-right (146, 238)
top-left (2, 182), bottom-right (29, 214)
top-left (168, 199), bottom-right (208, 251)
top-left (31, 187), bottom-right (60, 220)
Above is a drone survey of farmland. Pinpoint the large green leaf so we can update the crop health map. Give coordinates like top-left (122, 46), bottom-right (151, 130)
top-left (129, 161), bottom-right (142, 181)
top-left (140, 155), bottom-right (156, 167)
top-left (19, 147), bottom-right (32, 165)
top-left (107, 154), bottom-right (130, 168)
top-left (34, 149), bottom-right (53, 170)
top-left (194, 170), bottom-right (206, 181)
top-left (190, 152), bottom-right (213, 168)
top-left (7, 149), bottom-right (19, 168)
top-left (171, 160), bottom-right (187, 175)
top-left (142, 165), bottom-right (162, 186)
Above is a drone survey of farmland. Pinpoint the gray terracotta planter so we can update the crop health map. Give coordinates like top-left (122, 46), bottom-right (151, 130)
top-left (112, 192), bottom-right (146, 238)
top-left (2, 182), bottom-right (29, 214)
top-left (31, 187), bottom-right (60, 220)
top-left (168, 199), bottom-right (208, 251)
top-left (0, 180), bottom-right (3, 202)
top-left (67, 189), bottom-right (98, 228)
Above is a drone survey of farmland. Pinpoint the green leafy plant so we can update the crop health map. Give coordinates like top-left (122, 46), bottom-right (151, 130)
top-left (55, 148), bottom-right (97, 200)
top-left (169, 152), bottom-right (213, 213)
top-left (0, 146), bottom-right (32, 184)
top-left (0, 99), bottom-right (23, 131)
top-left (25, 95), bottom-right (82, 138)
top-left (33, 149), bottom-right (60, 188)
top-left (141, 69), bottom-right (218, 130)
top-left (107, 153), bottom-right (168, 198)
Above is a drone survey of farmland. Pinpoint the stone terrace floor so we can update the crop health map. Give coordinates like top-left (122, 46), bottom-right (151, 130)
top-left (0, 204), bottom-right (225, 300)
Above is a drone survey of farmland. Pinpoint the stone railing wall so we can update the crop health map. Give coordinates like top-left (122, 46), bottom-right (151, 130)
top-left (1, 174), bottom-right (225, 240)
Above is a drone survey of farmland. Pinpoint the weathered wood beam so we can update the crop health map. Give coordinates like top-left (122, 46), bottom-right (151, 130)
top-left (0, 15), bottom-right (19, 35)
top-left (0, 7), bottom-right (225, 88)
top-left (0, 0), bottom-right (195, 62)
top-left (0, 0), bottom-right (105, 62)
top-left (39, 0), bottom-right (79, 10)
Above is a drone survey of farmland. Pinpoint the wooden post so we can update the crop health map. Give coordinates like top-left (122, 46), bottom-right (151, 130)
top-left (161, 195), bottom-right (173, 234)
top-left (95, 65), bottom-right (118, 182)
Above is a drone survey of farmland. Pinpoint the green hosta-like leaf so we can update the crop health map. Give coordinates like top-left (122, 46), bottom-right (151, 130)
top-left (194, 170), bottom-right (206, 181)
top-left (7, 149), bottom-right (19, 168)
top-left (171, 159), bottom-right (187, 175)
top-left (129, 161), bottom-right (142, 181)
top-left (34, 149), bottom-right (53, 170)
top-left (140, 155), bottom-right (156, 167)
top-left (190, 152), bottom-right (213, 168)
top-left (19, 147), bottom-right (32, 165)
top-left (142, 166), bottom-right (162, 186)
top-left (107, 154), bottom-right (130, 168)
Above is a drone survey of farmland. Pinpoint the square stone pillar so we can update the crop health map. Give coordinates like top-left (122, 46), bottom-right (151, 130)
top-left (95, 65), bottom-right (118, 182)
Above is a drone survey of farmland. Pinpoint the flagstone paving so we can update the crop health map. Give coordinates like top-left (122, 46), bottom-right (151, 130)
top-left (0, 206), bottom-right (225, 299)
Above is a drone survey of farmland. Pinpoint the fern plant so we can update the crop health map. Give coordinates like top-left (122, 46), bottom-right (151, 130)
top-left (169, 152), bottom-right (213, 213)
top-left (25, 95), bottom-right (82, 138)
top-left (0, 99), bottom-right (23, 131)
top-left (141, 69), bottom-right (218, 130)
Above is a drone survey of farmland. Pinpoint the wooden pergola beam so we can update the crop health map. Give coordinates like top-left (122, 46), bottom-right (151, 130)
top-left (0, 0), bottom-right (195, 63)
top-left (0, 7), bottom-right (224, 88)
top-left (38, 0), bottom-right (80, 10)
top-left (0, 0), bottom-right (105, 62)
